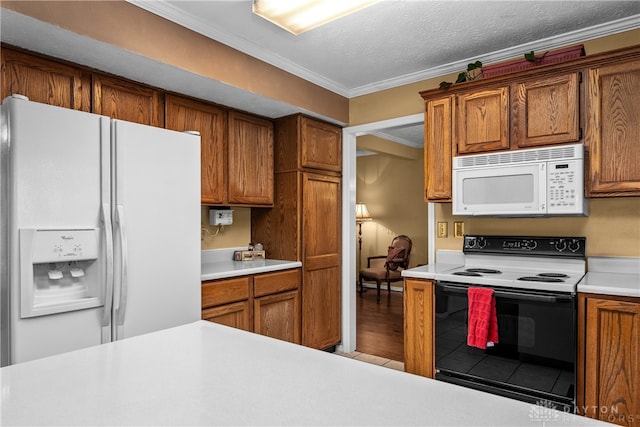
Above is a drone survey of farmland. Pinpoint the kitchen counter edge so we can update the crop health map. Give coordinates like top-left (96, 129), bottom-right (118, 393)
top-left (201, 259), bottom-right (302, 281)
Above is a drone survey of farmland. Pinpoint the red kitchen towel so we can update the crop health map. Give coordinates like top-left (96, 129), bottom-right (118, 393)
top-left (467, 287), bottom-right (499, 349)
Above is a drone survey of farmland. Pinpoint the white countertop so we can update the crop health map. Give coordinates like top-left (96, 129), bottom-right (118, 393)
top-left (201, 248), bottom-right (301, 280)
top-left (578, 256), bottom-right (640, 298)
top-left (0, 321), bottom-right (609, 426)
top-left (402, 249), bottom-right (464, 280)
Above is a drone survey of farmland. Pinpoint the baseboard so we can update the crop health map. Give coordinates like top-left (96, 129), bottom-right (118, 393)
top-left (360, 283), bottom-right (404, 293)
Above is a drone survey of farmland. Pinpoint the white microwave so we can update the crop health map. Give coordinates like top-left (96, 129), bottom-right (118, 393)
top-left (452, 144), bottom-right (588, 216)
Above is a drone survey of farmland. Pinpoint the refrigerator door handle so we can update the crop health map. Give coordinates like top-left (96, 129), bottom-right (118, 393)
top-left (115, 204), bottom-right (129, 327)
top-left (101, 203), bottom-right (114, 328)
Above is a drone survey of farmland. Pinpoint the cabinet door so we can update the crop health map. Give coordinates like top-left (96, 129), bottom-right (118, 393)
top-left (166, 95), bottom-right (227, 205)
top-left (301, 173), bottom-right (341, 349)
top-left (1, 48), bottom-right (90, 111)
top-left (202, 301), bottom-right (251, 332)
top-left (404, 279), bottom-right (434, 378)
top-left (92, 73), bottom-right (162, 126)
top-left (457, 87), bottom-right (509, 154)
top-left (512, 73), bottom-right (580, 148)
top-left (254, 290), bottom-right (300, 344)
top-left (586, 59), bottom-right (640, 197)
top-left (584, 297), bottom-right (640, 425)
top-left (301, 116), bottom-right (342, 172)
top-left (228, 111), bottom-right (274, 205)
top-left (424, 97), bottom-right (453, 201)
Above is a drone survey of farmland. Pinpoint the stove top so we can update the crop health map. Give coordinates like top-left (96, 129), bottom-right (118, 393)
top-left (436, 235), bottom-right (587, 293)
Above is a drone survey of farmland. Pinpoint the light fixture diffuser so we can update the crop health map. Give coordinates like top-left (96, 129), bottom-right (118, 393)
top-left (253, 0), bottom-right (378, 35)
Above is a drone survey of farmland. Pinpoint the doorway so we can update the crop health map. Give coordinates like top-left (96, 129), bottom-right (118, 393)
top-left (340, 114), bottom-right (435, 354)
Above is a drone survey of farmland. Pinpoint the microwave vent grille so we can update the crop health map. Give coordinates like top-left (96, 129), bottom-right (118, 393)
top-left (455, 144), bottom-right (580, 168)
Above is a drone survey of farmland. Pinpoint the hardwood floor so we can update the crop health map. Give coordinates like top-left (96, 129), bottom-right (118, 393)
top-left (356, 288), bottom-right (404, 362)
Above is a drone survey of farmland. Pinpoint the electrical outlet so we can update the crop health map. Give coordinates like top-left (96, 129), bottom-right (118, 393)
top-left (437, 222), bottom-right (448, 238)
top-left (454, 221), bottom-right (465, 238)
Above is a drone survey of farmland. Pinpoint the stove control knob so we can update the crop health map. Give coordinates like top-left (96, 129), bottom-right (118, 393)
top-left (568, 239), bottom-right (581, 252)
top-left (477, 237), bottom-right (487, 248)
top-left (465, 237), bottom-right (476, 248)
top-left (555, 239), bottom-right (567, 252)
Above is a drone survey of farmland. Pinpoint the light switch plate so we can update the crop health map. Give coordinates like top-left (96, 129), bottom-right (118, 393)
top-left (454, 221), bottom-right (464, 238)
top-left (437, 222), bottom-right (448, 238)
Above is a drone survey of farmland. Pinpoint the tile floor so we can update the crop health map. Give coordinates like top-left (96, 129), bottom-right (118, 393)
top-left (334, 350), bottom-right (405, 372)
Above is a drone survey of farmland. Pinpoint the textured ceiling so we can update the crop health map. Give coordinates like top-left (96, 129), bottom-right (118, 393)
top-left (1, 1), bottom-right (639, 150)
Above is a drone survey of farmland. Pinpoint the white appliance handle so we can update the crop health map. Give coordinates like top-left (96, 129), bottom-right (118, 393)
top-left (115, 205), bottom-right (129, 327)
top-left (101, 203), bottom-right (114, 328)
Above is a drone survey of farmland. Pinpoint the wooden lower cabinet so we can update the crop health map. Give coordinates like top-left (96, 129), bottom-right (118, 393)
top-left (254, 290), bottom-right (300, 343)
top-left (403, 278), bottom-right (435, 378)
top-left (578, 293), bottom-right (640, 426)
top-left (202, 301), bottom-right (250, 331)
top-left (201, 268), bottom-right (301, 344)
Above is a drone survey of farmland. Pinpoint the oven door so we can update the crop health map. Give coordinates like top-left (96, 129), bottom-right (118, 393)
top-left (434, 281), bottom-right (576, 410)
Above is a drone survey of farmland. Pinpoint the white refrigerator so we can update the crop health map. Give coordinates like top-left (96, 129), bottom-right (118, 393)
top-left (0, 95), bottom-right (201, 366)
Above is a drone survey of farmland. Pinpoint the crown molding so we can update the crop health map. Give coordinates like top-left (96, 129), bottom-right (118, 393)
top-left (127, 2), bottom-right (639, 99)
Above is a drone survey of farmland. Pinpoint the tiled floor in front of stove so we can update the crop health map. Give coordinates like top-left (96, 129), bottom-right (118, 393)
top-left (334, 350), bottom-right (405, 372)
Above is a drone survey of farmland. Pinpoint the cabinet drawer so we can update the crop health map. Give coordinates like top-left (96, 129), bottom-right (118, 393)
top-left (201, 277), bottom-right (250, 308)
top-left (254, 269), bottom-right (300, 297)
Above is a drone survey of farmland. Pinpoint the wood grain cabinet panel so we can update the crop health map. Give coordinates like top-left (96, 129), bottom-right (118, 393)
top-left (228, 111), bottom-right (274, 206)
top-left (202, 301), bottom-right (251, 332)
top-left (512, 73), bottom-right (580, 148)
top-left (1, 48), bottom-right (90, 111)
top-left (252, 114), bottom-right (342, 351)
top-left (578, 294), bottom-right (640, 426)
top-left (424, 96), bottom-right (454, 201)
top-left (404, 279), bottom-right (435, 378)
top-left (254, 290), bottom-right (300, 344)
top-left (300, 116), bottom-right (342, 172)
top-left (165, 95), bottom-right (227, 205)
top-left (456, 87), bottom-right (509, 154)
top-left (201, 277), bottom-right (250, 308)
top-left (92, 73), bottom-right (162, 126)
top-left (586, 59), bottom-right (640, 197)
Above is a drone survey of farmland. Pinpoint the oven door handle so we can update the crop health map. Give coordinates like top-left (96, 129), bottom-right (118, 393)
top-left (438, 283), bottom-right (573, 303)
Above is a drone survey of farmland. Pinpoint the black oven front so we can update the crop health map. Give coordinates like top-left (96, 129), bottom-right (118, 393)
top-left (434, 281), bottom-right (576, 411)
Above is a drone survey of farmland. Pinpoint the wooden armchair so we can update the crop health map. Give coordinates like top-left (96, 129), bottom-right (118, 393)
top-left (358, 235), bottom-right (412, 303)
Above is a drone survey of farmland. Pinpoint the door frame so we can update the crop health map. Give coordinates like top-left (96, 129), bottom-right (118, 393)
top-left (339, 113), bottom-right (435, 353)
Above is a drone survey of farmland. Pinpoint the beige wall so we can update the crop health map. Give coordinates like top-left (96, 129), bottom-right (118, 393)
top-left (351, 29), bottom-right (640, 258)
top-left (357, 152), bottom-right (428, 272)
top-left (200, 207), bottom-right (252, 250)
top-left (2, 0), bottom-right (349, 124)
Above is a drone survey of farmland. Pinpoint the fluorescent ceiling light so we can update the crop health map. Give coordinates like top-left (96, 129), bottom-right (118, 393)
top-left (252, 0), bottom-right (378, 35)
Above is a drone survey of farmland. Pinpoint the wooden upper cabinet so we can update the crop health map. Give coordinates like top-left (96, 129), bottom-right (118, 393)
top-left (424, 96), bottom-right (454, 201)
top-left (165, 95), bottom-right (227, 205)
top-left (301, 116), bottom-right (342, 172)
top-left (512, 73), bottom-right (580, 148)
top-left (228, 111), bottom-right (274, 206)
top-left (92, 73), bottom-right (162, 126)
top-left (456, 87), bottom-right (509, 154)
top-left (586, 59), bottom-right (640, 197)
top-left (1, 48), bottom-right (90, 111)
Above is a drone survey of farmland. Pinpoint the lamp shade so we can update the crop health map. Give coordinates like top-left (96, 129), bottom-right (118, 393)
top-left (355, 203), bottom-right (373, 222)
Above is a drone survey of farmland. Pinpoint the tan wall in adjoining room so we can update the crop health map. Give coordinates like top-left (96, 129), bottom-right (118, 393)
top-left (435, 198), bottom-right (640, 257)
top-left (356, 153), bottom-right (428, 276)
top-left (200, 207), bottom-right (252, 250)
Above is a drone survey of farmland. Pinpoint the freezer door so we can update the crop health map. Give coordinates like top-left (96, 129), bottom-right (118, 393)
top-left (112, 120), bottom-right (200, 341)
top-left (2, 96), bottom-right (110, 365)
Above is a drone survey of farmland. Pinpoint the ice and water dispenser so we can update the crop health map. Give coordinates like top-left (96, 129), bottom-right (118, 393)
top-left (19, 229), bottom-right (103, 318)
